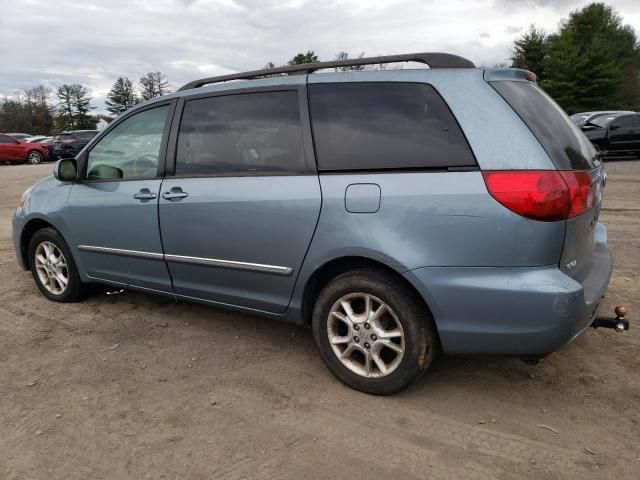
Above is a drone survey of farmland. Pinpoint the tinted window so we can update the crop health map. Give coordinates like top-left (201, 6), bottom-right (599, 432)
top-left (490, 81), bottom-right (596, 170)
top-left (635, 115), bottom-right (640, 128)
top-left (86, 105), bottom-right (169, 180)
top-left (0, 135), bottom-right (16, 144)
top-left (309, 83), bottom-right (475, 171)
top-left (176, 91), bottom-right (305, 176)
top-left (76, 131), bottom-right (98, 139)
top-left (612, 116), bottom-right (632, 128)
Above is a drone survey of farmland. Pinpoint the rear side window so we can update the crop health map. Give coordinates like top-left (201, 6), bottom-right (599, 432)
top-left (613, 116), bottom-right (632, 128)
top-left (176, 91), bottom-right (305, 176)
top-left (309, 82), bottom-right (476, 171)
top-left (490, 81), bottom-right (596, 170)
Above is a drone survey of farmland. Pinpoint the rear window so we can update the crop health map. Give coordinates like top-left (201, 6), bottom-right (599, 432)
top-left (309, 83), bottom-right (476, 171)
top-left (490, 81), bottom-right (596, 170)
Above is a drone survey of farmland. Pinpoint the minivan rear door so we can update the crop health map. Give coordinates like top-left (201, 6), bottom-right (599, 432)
top-left (159, 87), bottom-right (320, 314)
top-left (489, 79), bottom-right (603, 281)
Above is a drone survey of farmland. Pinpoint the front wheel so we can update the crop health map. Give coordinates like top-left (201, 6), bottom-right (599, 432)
top-left (27, 151), bottom-right (43, 165)
top-left (312, 268), bottom-right (437, 395)
top-left (28, 227), bottom-right (87, 302)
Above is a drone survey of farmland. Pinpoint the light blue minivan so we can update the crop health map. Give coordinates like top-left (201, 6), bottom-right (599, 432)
top-left (13, 53), bottom-right (613, 394)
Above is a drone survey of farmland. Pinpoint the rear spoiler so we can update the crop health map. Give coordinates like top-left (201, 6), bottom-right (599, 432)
top-left (483, 68), bottom-right (537, 83)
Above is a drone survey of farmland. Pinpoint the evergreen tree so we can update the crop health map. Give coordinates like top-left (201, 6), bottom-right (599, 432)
top-left (288, 51), bottom-right (319, 65)
top-left (510, 25), bottom-right (547, 78)
top-left (56, 84), bottom-right (75, 131)
top-left (139, 71), bottom-right (171, 101)
top-left (105, 77), bottom-right (138, 115)
top-left (56, 84), bottom-right (95, 130)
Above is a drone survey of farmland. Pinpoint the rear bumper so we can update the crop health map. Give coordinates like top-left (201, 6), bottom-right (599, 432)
top-left (404, 224), bottom-right (612, 356)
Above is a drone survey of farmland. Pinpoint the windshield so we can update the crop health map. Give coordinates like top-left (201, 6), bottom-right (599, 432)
top-left (588, 115), bottom-right (616, 128)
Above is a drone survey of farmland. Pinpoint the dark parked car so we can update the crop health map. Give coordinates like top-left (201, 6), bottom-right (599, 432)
top-left (0, 134), bottom-right (48, 164)
top-left (570, 111), bottom-right (633, 128)
top-left (53, 130), bottom-right (98, 160)
top-left (582, 112), bottom-right (640, 158)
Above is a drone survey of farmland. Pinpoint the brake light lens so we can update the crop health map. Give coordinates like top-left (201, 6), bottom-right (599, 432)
top-left (482, 170), bottom-right (595, 221)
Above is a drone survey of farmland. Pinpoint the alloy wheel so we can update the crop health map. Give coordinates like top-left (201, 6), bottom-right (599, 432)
top-left (34, 241), bottom-right (69, 295)
top-left (327, 293), bottom-right (405, 378)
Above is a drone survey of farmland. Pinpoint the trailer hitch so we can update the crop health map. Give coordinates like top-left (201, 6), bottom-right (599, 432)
top-left (592, 306), bottom-right (629, 332)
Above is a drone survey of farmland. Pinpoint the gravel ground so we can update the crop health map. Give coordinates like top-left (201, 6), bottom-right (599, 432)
top-left (1, 161), bottom-right (639, 480)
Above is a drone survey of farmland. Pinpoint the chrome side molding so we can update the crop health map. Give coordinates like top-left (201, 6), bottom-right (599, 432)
top-left (77, 245), bottom-right (292, 276)
top-left (78, 245), bottom-right (164, 260)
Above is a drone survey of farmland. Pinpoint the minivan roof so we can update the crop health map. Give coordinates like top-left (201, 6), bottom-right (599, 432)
top-left (177, 52), bottom-right (475, 92)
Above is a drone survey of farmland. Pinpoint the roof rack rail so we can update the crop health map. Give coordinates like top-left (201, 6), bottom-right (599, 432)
top-left (177, 52), bottom-right (475, 91)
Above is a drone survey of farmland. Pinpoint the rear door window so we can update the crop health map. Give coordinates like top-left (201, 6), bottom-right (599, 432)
top-left (175, 91), bottom-right (306, 176)
top-left (490, 81), bottom-right (596, 170)
top-left (613, 116), bottom-right (632, 128)
top-left (308, 82), bottom-right (476, 171)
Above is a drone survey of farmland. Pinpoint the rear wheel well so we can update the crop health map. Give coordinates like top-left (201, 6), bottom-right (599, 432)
top-left (20, 219), bottom-right (56, 269)
top-left (301, 256), bottom-right (436, 330)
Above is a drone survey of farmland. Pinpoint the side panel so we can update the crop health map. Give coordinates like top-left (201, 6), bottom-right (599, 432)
top-left (159, 175), bottom-right (321, 313)
top-left (306, 171), bottom-right (564, 270)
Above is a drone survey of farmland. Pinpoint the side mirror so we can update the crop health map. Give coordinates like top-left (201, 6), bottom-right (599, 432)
top-left (53, 159), bottom-right (77, 182)
top-left (87, 164), bottom-right (124, 180)
top-left (609, 124), bottom-right (619, 130)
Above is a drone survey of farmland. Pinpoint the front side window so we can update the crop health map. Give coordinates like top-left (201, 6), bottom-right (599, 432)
top-left (0, 135), bottom-right (16, 144)
top-left (176, 91), bottom-right (305, 176)
top-left (86, 105), bottom-right (169, 180)
top-left (309, 82), bottom-right (476, 171)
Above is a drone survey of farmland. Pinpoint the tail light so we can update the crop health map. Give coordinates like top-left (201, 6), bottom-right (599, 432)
top-left (482, 170), bottom-right (595, 221)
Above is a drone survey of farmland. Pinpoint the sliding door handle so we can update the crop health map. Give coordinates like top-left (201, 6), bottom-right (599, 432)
top-left (162, 187), bottom-right (189, 201)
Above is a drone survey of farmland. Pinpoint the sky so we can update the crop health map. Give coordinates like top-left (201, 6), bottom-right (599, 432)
top-left (1, 0), bottom-right (639, 113)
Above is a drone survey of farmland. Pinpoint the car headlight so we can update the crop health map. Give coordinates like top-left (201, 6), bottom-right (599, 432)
top-left (20, 186), bottom-right (32, 208)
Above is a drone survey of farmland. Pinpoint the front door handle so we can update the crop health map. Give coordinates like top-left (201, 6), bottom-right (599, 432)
top-left (133, 188), bottom-right (157, 201)
top-left (162, 187), bottom-right (189, 201)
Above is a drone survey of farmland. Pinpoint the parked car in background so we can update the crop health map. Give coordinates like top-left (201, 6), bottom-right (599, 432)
top-left (12, 54), bottom-right (615, 394)
top-left (28, 137), bottom-right (55, 160)
top-left (52, 130), bottom-right (98, 160)
top-left (24, 136), bottom-right (49, 143)
top-left (0, 134), bottom-right (48, 164)
top-left (571, 111), bottom-right (634, 128)
top-left (5, 133), bottom-right (33, 140)
top-left (582, 112), bottom-right (640, 158)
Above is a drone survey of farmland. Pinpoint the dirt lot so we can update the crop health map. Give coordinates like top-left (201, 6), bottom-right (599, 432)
top-left (0, 162), bottom-right (639, 480)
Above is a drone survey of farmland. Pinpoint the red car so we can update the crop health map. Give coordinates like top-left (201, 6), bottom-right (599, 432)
top-left (0, 134), bottom-right (48, 164)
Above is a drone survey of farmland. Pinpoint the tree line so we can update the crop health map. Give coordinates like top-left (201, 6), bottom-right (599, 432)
top-left (0, 71), bottom-right (172, 135)
top-left (510, 2), bottom-right (640, 114)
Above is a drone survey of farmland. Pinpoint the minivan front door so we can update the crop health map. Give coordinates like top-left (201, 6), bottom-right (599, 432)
top-left (66, 104), bottom-right (174, 292)
top-left (159, 89), bottom-right (320, 314)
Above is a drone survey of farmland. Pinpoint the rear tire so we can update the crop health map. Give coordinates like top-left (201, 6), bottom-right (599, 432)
top-left (312, 268), bottom-right (436, 395)
top-left (28, 227), bottom-right (87, 302)
top-left (27, 151), bottom-right (43, 165)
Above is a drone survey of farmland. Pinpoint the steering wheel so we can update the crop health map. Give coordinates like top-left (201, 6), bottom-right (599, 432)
top-left (132, 154), bottom-right (158, 177)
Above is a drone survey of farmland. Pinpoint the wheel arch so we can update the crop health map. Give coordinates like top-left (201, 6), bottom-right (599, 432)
top-left (19, 218), bottom-right (59, 270)
top-left (300, 256), bottom-right (437, 333)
